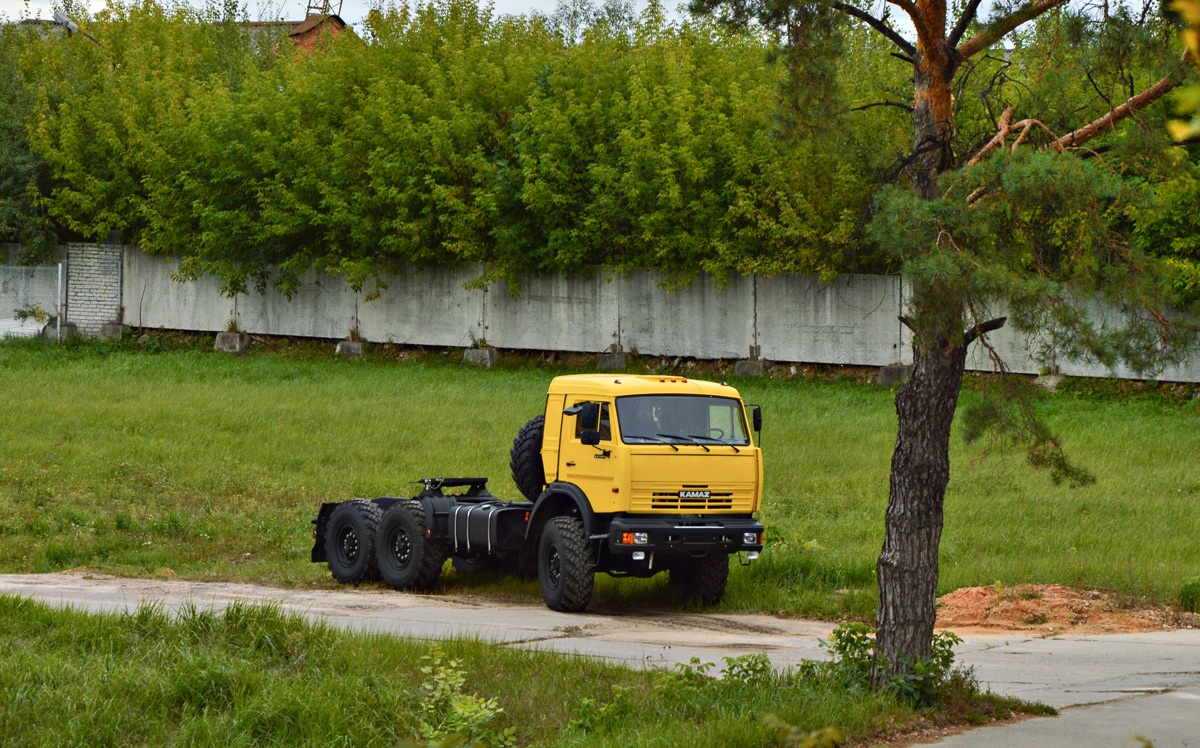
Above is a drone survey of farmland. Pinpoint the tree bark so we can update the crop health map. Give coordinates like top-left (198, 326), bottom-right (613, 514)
top-left (874, 319), bottom-right (968, 683)
top-left (909, 2), bottom-right (953, 201)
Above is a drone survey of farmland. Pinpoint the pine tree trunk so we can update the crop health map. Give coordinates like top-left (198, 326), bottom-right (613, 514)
top-left (872, 7), bottom-right (964, 683)
top-left (873, 320), bottom-right (967, 683)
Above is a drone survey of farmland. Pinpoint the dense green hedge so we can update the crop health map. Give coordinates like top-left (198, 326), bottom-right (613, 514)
top-left (1, 0), bottom-right (1197, 305)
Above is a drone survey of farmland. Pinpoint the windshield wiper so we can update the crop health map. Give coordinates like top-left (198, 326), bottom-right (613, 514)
top-left (688, 434), bottom-right (739, 453)
top-left (629, 434), bottom-right (678, 451)
top-left (660, 433), bottom-right (708, 452)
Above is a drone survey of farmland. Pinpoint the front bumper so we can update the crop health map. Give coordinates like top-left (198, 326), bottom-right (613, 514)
top-left (607, 515), bottom-right (764, 556)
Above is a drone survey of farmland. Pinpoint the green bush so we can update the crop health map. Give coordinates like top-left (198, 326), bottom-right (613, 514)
top-left (820, 623), bottom-right (966, 707)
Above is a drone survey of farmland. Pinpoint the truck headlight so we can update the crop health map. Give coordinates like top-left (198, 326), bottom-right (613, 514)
top-left (634, 532), bottom-right (648, 545)
top-left (743, 532), bottom-right (760, 545)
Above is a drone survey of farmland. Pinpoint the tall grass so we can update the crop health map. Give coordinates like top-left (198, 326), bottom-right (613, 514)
top-left (0, 595), bottom-right (939, 747)
top-left (1, 335), bottom-right (1198, 617)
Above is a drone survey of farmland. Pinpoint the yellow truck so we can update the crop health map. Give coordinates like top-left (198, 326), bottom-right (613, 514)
top-left (312, 374), bottom-right (765, 611)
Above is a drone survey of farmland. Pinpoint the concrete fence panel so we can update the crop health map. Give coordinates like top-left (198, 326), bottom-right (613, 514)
top-left (357, 265), bottom-right (484, 347)
top-left (620, 271), bottom-right (756, 359)
top-left (124, 251), bottom-right (234, 332)
top-left (0, 265), bottom-right (60, 323)
top-left (486, 270), bottom-right (619, 353)
top-left (237, 269), bottom-right (357, 339)
top-left (759, 273), bottom-right (904, 367)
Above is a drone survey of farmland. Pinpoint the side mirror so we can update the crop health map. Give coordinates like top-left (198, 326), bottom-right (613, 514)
top-left (578, 402), bottom-right (600, 431)
top-left (581, 430), bottom-right (601, 446)
top-left (749, 405), bottom-right (762, 432)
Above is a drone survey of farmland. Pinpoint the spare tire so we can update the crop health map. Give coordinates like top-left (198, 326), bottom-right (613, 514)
top-left (510, 414), bottom-right (546, 500)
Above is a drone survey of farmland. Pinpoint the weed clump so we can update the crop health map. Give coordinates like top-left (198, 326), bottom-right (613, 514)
top-left (1180, 578), bottom-right (1200, 613)
top-left (819, 623), bottom-right (963, 707)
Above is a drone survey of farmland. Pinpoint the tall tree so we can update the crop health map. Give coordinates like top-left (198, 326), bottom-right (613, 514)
top-left (690, 0), bottom-right (1198, 683)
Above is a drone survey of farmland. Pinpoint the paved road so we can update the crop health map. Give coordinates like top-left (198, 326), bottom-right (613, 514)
top-left (2, 573), bottom-right (1198, 746)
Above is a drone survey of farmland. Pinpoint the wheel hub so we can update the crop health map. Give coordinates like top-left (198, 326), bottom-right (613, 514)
top-left (339, 527), bottom-right (359, 563)
top-left (546, 546), bottom-right (561, 586)
top-left (392, 529), bottom-right (413, 567)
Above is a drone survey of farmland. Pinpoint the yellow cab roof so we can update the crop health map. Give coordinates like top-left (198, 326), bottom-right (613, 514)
top-left (547, 374), bottom-right (743, 400)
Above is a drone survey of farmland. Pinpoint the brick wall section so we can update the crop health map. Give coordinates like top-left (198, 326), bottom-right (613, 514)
top-left (66, 242), bottom-right (123, 336)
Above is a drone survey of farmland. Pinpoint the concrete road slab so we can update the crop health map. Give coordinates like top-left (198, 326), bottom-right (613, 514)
top-left (954, 632), bottom-right (1200, 708)
top-left (928, 687), bottom-right (1200, 748)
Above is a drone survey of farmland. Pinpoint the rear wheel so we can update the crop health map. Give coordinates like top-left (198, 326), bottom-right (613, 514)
top-left (669, 553), bottom-right (729, 606)
top-left (376, 501), bottom-right (447, 591)
top-left (538, 516), bottom-right (593, 612)
top-left (325, 499), bottom-right (382, 584)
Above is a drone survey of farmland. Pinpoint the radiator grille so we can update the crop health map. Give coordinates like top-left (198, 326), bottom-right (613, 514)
top-left (629, 483), bottom-right (756, 512)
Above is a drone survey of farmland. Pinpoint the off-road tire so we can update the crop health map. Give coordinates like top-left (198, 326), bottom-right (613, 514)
top-left (538, 516), bottom-right (593, 612)
top-left (511, 415), bottom-right (546, 501)
top-left (669, 553), bottom-right (729, 606)
top-left (325, 499), bottom-right (383, 584)
top-left (376, 501), bottom-right (447, 591)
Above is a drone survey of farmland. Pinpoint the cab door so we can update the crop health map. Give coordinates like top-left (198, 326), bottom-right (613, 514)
top-left (558, 397), bottom-right (616, 504)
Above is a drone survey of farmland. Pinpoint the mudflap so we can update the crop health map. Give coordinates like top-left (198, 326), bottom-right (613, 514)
top-left (310, 502), bottom-right (341, 563)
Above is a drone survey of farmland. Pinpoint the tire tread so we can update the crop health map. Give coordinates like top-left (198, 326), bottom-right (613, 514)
top-left (510, 415), bottom-right (546, 501)
top-left (539, 516), bottom-right (593, 612)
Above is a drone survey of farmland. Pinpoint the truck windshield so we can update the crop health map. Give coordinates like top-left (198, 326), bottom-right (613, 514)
top-left (616, 395), bottom-right (750, 446)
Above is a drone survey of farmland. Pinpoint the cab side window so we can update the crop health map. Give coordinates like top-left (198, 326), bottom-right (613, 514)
top-left (574, 402), bottom-right (611, 441)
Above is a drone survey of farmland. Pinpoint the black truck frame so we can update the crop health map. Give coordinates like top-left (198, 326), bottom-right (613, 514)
top-left (312, 477), bottom-right (764, 611)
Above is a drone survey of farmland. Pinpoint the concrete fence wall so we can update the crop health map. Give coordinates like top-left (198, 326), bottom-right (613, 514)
top-left (123, 251), bottom-right (910, 367)
top-left (6, 243), bottom-right (1200, 382)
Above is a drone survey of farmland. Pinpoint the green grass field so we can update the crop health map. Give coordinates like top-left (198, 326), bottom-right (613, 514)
top-left (0, 595), bottom-right (1042, 748)
top-left (1, 335), bottom-right (1198, 619)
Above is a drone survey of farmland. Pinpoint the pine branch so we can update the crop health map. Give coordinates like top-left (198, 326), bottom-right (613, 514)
top-left (850, 101), bottom-right (914, 113)
top-left (1054, 73), bottom-right (1179, 149)
top-left (884, 0), bottom-right (934, 54)
top-left (963, 317), bottom-right (1008, 346)
top-left (832, 2), bottom-right (916, 57)
top-left (957, 0), bottom-right (1067, 60)
top-left (948, 0), bottom-right (985, 48)
top-left (965, 106), bottom-right (1014, 167)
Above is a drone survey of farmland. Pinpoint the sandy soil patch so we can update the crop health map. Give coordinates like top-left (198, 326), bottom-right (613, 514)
top-left (935, 583), bottom-right (1192, 635)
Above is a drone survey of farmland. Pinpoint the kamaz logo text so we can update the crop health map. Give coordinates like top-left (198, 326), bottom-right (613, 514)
top-left (678, 490), bottom-right (711, 499)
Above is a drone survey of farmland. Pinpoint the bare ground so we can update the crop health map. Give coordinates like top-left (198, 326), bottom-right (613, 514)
top-left (935, 583), bottom-right (1198, 636)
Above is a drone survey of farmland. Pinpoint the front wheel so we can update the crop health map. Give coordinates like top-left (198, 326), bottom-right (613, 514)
top-left (669, 553), bottom-right (729, 606)
top-left (325, 499), bottom-right (382, 584)
top-left (538, 516), bottom-right (593, 612)
top-left (376, 501), bottom-right (447, 591)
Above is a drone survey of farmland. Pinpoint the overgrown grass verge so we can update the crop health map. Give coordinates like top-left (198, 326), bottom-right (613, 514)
top-left (0, 595), bottom-right (1043, 748)
top-left (1, 334), bottom-right (1199, 619)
